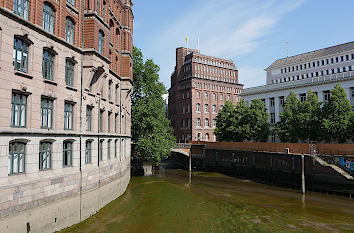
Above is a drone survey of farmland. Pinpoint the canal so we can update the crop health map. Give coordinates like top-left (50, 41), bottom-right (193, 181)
top-left (60, 169), bottom-right (354, 233)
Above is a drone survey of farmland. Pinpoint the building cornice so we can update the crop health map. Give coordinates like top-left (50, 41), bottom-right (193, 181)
top-left (241, 72), bottom-right (354, 96)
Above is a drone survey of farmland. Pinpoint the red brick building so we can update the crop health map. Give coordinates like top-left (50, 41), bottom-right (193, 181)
top-left (169, 47), bottom-right (243, 142)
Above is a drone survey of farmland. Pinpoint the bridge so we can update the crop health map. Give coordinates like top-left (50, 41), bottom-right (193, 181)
top-left (171, 143), bottom-right (192, 156)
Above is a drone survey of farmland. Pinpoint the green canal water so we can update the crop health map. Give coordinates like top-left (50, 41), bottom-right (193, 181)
top-left (60, 169), bottom-right (354, 233)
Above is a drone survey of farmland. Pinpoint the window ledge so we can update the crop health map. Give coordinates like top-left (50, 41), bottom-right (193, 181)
top-left (43, 79), bottom-right (57, 86)
top-left (66, 86), bottom-right (78, 92)
top-left (66, 2), bottom-right (79, 14)
top-left (15, 71), bottom-right (33, 79)
top-left (101, 97), bottom-right (107, 101)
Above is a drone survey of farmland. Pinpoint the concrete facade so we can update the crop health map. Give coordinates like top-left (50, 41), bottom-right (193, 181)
top-left (168, 47), bottom-right (243, 143)
top-left (242, 41), bottom-right (354, 142)
top-left (0, 0), bottom-right (133, 232)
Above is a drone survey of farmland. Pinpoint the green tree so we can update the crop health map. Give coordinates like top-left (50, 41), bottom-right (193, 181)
top-left (321, 84), bottom-right (352, 143)
top-left (297, 90), bottom-right (322, 142)
top-left (132, 47), bottom-right (176, 165)
top-left (248, 99), bottom-right (270, 142)
top-left (274, 91), bottom-right (300, 142)
top-left (233, 100), bottom-right (252, 142)
top-left (214, 101), bottom-right (237, 141)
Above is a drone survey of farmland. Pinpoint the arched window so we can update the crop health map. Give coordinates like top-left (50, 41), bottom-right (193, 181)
top-left (196, 118), bottom-right (201, 127)
top-left (9, 142), bottom-right (26, 174)
top-left (13, 37), bottom-right (29, 73)
top-left (196, 103), bottom-right (200, 112)
top-left (205, 133), bottom-right (209, 141)
top-left (43, 3), bottom-right (55, 33)
top-left (116, 28), bottom-right (120, 49)
top-left (65, 17), bottom-right (75, 45)
top-left (205, 118), bottom-right (209, 127)
top-left (98, 30), bottom-right (104, 55)
top-left (14, 0), bottom-right (29, 20)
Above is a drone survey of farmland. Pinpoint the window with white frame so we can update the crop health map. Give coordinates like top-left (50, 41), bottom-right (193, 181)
top-left (212, 105), bottom-right (216, 113)
top-left (220, 94), bottom-right (223, 101)
top-left (196, 118), bottom-right (201, 127)
top-left (204, 104), bottom-right (209, 113)
top-left (270, 98), bottom-right (275, 107)
top-left (196, 91), bottom-right (200, 98)
top-left (205, 118), bottom-right (209, 127)
top-left (8, 142), bottom-right (25, 175)
top-left (270, 113), bottom-right (275, 124)
top-left (196, 103), bottom-right (200, 112)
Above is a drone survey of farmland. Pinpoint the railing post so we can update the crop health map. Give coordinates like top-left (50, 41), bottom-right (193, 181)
top-left (189, 150), bottom-right (192, 173)
top-left (301, 154), bottom-right (306, 194)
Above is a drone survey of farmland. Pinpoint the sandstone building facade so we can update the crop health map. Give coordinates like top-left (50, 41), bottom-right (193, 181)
top-left (0, 0), bottom-right (133, 232)
top-left (168, 48), bottom-right (243, 142)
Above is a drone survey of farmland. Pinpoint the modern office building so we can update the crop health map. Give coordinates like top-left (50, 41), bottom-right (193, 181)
top-left (168, 47), bottom-right (243, 142)
top-left (242, 41), bottom-right (354, 142)
top-left (0, 0), bottom-right (133, 232)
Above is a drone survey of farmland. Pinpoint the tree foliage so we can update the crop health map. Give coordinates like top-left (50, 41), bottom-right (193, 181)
top-left (275, 85), bottom-right (353, 143)
top-left (132, 47), bottom-right (176, 165)
top-left (321, 84), bottom-right (352, 143)
top-left (214, 100), bottom-right (270, 142)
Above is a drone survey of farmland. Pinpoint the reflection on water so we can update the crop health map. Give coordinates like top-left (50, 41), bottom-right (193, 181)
top-left (61, 168), bottom-right (354, 233)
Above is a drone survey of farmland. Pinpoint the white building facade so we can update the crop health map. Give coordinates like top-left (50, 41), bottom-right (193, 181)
top-left (242, 41), bottom-right (354, 142)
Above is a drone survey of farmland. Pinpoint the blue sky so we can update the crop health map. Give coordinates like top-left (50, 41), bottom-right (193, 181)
top-left (133, 0), bottom-right (354, 89)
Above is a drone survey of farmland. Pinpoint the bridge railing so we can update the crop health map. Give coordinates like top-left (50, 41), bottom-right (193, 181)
top-left (175, 143), bottom-right (191, 149)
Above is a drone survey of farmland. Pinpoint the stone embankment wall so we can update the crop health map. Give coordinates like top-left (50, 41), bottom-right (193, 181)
top-left (199, 149), bottom-right (354, 194)
top-left (0, 159), bottom-right (130, 233)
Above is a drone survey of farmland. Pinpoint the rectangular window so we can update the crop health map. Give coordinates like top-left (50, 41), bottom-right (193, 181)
top-left (39, 142), bottom-right (52, 170)
top-left (115, 113), bottom-right (118, 133)
top-left (41, 98), bottom-right (53, 129)
top-left (42, 50), bottom-right (54, 80)
top-left (63, 141), bottom-right (72, 167)
top-left (64, 102), bottom-right (74, 130)
top-left (108, 81), bottom-right (112, 101)
top-left (279, 96), bottom-right (285, 106)
top-left (270, 98), bottom-right (275, 107)
top-left (99, 140), bottom-right (103, 161)
top-left (85, 141), bottom-right (92, 164)
top-left (11, 93), bottom-right (27, 128)
top-left (43, 3), bottom-right (55, 33)
top-left (107, 140), bottom-right (111, 160)
top-left (323, 91), bottom-right (331, 102)
top-left (8, 142), bottom-right (25, 175)
top-left (13, 38), bottom-right (29, 73)
top-left (65, 60), bottom-right (74, 86)
top-left (86, 106), bottom-right (92, 131)
top-left (300, 94), bottom-right (306, 102)
top-left (115, 140), bottom-right (118, 158)
top-left (108, 112), bottom-right (111, 132)
top-left (14, 0), bottom-right (29, 20)
top-left (270, 113), bottom-right (275, 124)
top-left (99, 110), bottom-right (104, 132)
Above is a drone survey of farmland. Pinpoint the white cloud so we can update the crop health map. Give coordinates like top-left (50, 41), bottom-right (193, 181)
top-left (149, 0), bottom-right (304, 88)
top-left (238, 66), bottom-right (266, 88)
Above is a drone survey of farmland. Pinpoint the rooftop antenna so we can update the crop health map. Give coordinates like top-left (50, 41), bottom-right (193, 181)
top-left (286, 42), bottom-right (289, 57)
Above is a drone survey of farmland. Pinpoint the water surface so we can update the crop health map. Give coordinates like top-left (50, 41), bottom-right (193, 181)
top-left (60, 169), bottom-right (354, 233)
